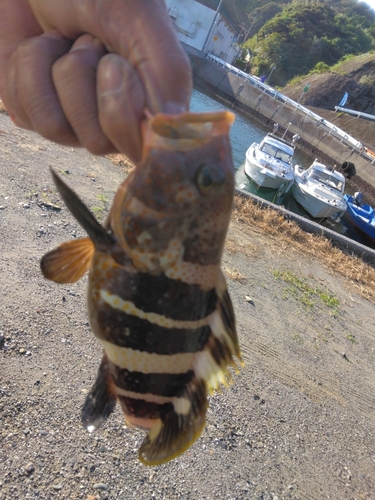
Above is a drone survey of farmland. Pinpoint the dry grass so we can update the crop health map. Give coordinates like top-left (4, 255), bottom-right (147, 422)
top-left (106, 154), bottom-right (136, 174)
top-left (0, 98), bottom-right (7, 113)
top-left (225, 237), bottom-right (258, 258)
top-left (232, 194), bottom-right (375, 302)
top-left (223, 265), bottom-right (247, 284)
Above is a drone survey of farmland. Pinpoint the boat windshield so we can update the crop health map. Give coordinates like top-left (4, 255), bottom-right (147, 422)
top-left (310, 170), bottom-right (344, 192)
top-left (260, 143), bottom-right (292, 163)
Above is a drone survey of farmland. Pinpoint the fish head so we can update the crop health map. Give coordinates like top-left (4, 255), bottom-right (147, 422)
top-left (110, 111), bottom-right (235, 274)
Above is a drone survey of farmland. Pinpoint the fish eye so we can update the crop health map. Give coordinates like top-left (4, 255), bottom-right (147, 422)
top-left (196, 164), bottom-right (224, 193)
top-left (197, 166), bottom-right (214, 188)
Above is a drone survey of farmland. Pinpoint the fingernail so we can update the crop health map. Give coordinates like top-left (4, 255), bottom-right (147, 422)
top-left (163, 102), bottom-right (187, 115)
top-left (42, 29), bottom-right (66, 41)
top-left (70, 35), bottom-right (101, 51)
top-left (98, 55), bottom-right (124, 96)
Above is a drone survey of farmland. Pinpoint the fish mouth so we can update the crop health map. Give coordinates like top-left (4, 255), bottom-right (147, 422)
top-left (142, 110), bottom-right (235, 154)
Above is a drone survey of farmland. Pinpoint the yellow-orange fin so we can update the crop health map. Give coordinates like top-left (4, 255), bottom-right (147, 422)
top-left (41, 237), bottom-right (94, 283)
top-left (139, 378), bottom-right (207, 466)
top-left (192, 274), bottom-right (242, 395)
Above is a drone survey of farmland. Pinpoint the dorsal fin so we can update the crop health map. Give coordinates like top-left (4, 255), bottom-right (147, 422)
top-left (50, 168), bottom-right (113, 248)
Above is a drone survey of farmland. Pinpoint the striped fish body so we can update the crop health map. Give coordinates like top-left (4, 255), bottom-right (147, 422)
top-left (41, 111), bottom-right (241, 465)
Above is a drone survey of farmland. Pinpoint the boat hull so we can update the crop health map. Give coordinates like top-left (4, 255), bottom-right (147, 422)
top-left (292, 161), bottom-right (347, 219)
top-left (292, 182), bottom-right (346, 219)
top-left (344, 195), bottom-right (375, 244)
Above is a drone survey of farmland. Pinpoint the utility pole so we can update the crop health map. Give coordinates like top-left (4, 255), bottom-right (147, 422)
top-left (298, 83), bottom-right (310, 103)
top-left (243, 14), bottom-right (257, 43)
top-left (266, 64), bottom-right (276, 84)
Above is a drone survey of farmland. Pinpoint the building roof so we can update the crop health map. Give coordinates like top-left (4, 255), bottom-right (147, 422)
top-left (196, 0), bottom-right (220, 11)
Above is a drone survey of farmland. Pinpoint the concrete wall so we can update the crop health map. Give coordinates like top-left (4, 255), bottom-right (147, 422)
top-left (165, 0), bottom-right (238, 62)
top-left (205, 16), bottom-right (239, 63)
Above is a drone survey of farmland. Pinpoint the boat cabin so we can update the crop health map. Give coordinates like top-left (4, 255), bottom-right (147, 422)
top-left (259, 135), bottom-right (294, 164)
top-left (304, 162), bottom-right (345, 193)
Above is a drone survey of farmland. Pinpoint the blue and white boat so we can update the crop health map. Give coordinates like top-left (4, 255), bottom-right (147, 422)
top-left (344, 192), bottom-right (375, 244)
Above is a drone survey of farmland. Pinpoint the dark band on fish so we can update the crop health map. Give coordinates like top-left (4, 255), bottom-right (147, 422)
top-left (112, 367), bottom-right (194, 397)
top-left (119, 396), bottom-right (172, 419)
top-left (104, 268), bottom-right (218, 321)
top-left (95, 304), bottom-right (212, 354)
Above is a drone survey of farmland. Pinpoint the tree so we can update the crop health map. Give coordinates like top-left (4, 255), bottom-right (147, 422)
top-left (244, 3), bottom-right (374, 86)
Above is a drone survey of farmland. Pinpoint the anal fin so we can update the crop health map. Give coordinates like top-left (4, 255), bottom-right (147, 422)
top-left (41, 237), bottom-right (94, 283)
top-left (81, 355), bottom-right (117, 432)
top-left (139, 378), bottom-right (207, 466)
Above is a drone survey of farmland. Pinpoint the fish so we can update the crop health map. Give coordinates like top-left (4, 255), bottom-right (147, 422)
top-left (40, 110), bottom-right (242, 466)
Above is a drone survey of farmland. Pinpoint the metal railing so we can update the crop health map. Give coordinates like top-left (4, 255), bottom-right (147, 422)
top-left (205, 53), bottom-right (374, 163)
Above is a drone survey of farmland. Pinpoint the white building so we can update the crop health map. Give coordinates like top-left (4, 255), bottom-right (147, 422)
top-left (165, 0), bottom-right (240, 63)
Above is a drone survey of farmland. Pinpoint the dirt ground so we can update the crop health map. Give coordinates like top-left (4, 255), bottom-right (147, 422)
top-left (1, 112), bottom-right (375, 500)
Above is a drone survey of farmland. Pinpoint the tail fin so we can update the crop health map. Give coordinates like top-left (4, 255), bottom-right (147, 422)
top-left (139, 378), bottom-right (207, 466)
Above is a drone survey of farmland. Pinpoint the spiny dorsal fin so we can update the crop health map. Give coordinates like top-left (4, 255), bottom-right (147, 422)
top-left (50, 168), bottom-right (113, 247)
top-left (41, 238), bottom-right (94, 283)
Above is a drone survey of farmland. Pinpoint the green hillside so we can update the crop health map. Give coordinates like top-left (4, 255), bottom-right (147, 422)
top-left (219, 0), bottom-right (375, 87)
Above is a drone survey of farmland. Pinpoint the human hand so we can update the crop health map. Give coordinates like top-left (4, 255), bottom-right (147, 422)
top-left (0, 0), bottom-right (192, 161)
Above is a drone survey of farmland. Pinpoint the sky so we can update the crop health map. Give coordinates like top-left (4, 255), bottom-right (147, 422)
top-left (362, 0), bottom-right (375, 11)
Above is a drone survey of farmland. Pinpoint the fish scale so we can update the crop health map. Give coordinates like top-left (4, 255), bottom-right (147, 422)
top-left (41, 110), bottom-right (241, 466)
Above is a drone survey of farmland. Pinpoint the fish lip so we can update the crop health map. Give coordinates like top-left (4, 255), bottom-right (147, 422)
top-left (141, 110), bottom-right (235, 156)
top-left (146, 109), bottom-right (235, 137)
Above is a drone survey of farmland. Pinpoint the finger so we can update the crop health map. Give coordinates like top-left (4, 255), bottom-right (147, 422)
top-left (52, 34), bottom-right (116, 155)
top-left (126, 7), bottom-right (192, 114)
top-left (15, 31), bottom-right (79, 146)
top-left (4, 51), bottom-right (34, 129)
top-left (28, 0), bottom-right (192, 114)
top-left (97, 54), bottom-right (146, 162)
top-left (0, 0), bottom-right (42, 100)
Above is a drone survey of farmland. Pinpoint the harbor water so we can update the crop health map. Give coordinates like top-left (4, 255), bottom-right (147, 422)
top-left (190, 88), bottom-right (370, 247)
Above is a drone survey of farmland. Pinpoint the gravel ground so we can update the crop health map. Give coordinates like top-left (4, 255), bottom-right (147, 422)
top-left (0, 113), bottom-right (374, 500)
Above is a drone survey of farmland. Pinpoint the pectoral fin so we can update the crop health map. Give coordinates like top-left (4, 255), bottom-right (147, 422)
top-left (41, 237), bottom-right (94, 283)
top-left (81, 355), bottom-right (117, 432)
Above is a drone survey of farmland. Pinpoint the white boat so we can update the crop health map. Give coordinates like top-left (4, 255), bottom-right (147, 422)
top-left (292, 160), bottom-right (347, 219)
top-left (244, 133), bottom-right (297, 189)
